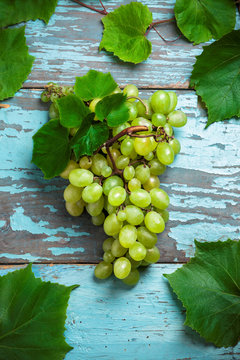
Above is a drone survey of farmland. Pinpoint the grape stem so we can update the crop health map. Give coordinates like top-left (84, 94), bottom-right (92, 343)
top-left (71, 0), bottom-right (108, 15)
top-left (145, 17), bottom-right (175, 37)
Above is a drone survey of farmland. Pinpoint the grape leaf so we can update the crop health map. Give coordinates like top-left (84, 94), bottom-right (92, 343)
top-left (57, 94), bottom-right (91, 128)
top-left (190, 30), bottom-right (240, 127)
top-left (95, 93), bottom-right (129, 126)
top-left (32, 119), bottom-right (71, 179)
top-left (71, 113), bottom-right (109, 159)
top-left (0, 27), bottom-right (35, 101)
top-left (0, 0), bottom-right (58, 27)
top-left (174, 0), bottom-right (236, 44)
top-left (99, 2), bottom-right (152, 64)
top-left (75, 70), bottom-right (117, 101)
top-left (0, 264), bottom-right (78, 360)
top-left (164, 239), bottom-right (240, 348)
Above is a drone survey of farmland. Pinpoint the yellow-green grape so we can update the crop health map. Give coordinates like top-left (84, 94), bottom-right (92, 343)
top-left (144, 246), bottom-right (160, 263)
top-left (134, 136), bottom-right (157, 156)
top-left (69, 127), bottom-right (79, 136)
top-left (141, 260), bottom-right (151, 267)
top-left (125, 252), bottom-right (142, 269)
top-left (144, 152), bottom-right (154, 161)
top-left (65, 199), bottom-right (84, 217)
top-left (101, 166), bottom-right (112, 178)
top-left (92, 212), bottom-right (105, 226)
top-left (111, 239), bottom-right (127, 257)
top-left (148, 158), bottom-right (166, 176)
top-left (91, 153), bottom-right (108, 176)
top-left (122, 269), bottom-right (140, 286)
top-left (69, 168), bottom-right (93, 187)
top-left (126, 102), bottom-right (138, 121)
top-left (156, 142), bottom-right (175, 165)
top-left (169, 138), bottom-right (181, 154)
top-left (86, 195), bottom-right (104, 216)
top-left (104, 213), bottom-right (122, 236)
top-left (121, 138), bottom-right (134, 156)
top-left (132, 117), bottom-right (152, 131)
top-left (49, 102), bottom-right (59, 119)
top-left (103, 237), bottom-right (114, 252)
top-left (164, 123), bottom-right (173, 136)
top-left (136, 99), bottom-right (153, 120)
top-left (103, 250), bottom-right (115, 263)
top-left (125, 205), bottom-right (144, 226)
top-left (123, 84), bottom-right (138, 101)
top-left (111, 87), bottom-right (122, 94)
top-left (152, 113), bottom-right (167, 127)
top-left (107, 148), bottom-right (121, 168)
top-left (108, 186), bottom-right (126, 207)
top-left (130, 189), bottom-right (151, 208)
top-left (119, 225), bottom-right (137, 248)
top-left (104, 199), bottom-right (116, 215)
top-left (114, 257), bottom-right (131, 279)
top-left (60, 160), bottom-right (79, 179)
top-left (79, 156), bottom-right (92, 169)
top-left (123, 166), bottom-right (135, 181)
top-left (143, 175), bottom-right (160, 191)
top-left (129, 242), bottom-right (147, 261)
top-left (128, 178), bottom-right (141, 192)
top-left (103, 175), bottom-right (123, 196)
top-left (117, 210), bottom-right (126, 222)
top-left (129, 148), bottom-right (138, 160)
top-left (158, 209), bottom-right (169, 223)
top-left (135, 164), bottom-right (150, 184)
top-left (94, 261), bottom-right (112, 279)
top-left (145, 211), bottom-right (165, 233)
top-left (63, 184), bottom-right (83, 203)
top-left (137, 226), bottom-right (158, 249)
top-left (167, 92), bottom-right (178, 113)
top-left (168, 110), bottom-right (187, 127)
top-left (150, 90), bottom-right (170, 114)
top-left (82, 183), bottom-right (103, 203)
top-left (150, 188), bottom-right (170, 210)
top-left (116, 155), bottom-right (130, 169)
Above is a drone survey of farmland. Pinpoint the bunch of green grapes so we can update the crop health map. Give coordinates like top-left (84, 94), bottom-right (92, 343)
top-left (42, 84), bottom-right (187, 286)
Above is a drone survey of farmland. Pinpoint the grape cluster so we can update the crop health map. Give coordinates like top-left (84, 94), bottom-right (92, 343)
top-left (42, 84), bottom-right (187, 286)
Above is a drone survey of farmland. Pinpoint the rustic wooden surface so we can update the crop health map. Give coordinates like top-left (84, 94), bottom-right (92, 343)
top-left (0, 0), bottom-right (240, 358)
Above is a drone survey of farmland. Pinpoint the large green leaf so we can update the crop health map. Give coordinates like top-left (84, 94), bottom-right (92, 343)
top-left (95, 93), bottom-right (129, 126)
top-left (75, 70), bottom-right (117, 101)
top-left (175, 0), bottom-right (236, 44)
top-left (164, 239), bottom-right (240, 348)
top-left (0, 264), bottom-right (77, 360)
top-left (57, 94), bottom-right (91, 128)
top-left (0, 0), bottom-right (58, 26)
top-left (99, 2), bottom-right (152, 64)
top-left (190, 30), bottom-right (240, 127)
top-left (32, 119), bottom-right (71, 179)
top-left (0, 27), bottom-right (35, 101)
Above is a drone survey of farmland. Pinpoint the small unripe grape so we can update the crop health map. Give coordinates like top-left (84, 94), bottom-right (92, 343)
top-left (123, 84), bottom-right (138, 101)
top-left (122, 269), bottom-right (140, 286)
top-left (41, 91), bottom-right (50, 103)
top-left (60, 160), bottom-right (79, 179)
top-left (63, 184), bottom-right (83, 203)
top-left (144, 152), bottom-right (154, 161)
top-left (152, 113), bottom-right (166, 127)
top-left (92, 212), bottom-right (105, 226)
top-left (111, 239), bottom-right (127, 257)
top-left (65, 199), bottom-right (84, 217)
top-left (129, 148), bottom-right (138, 160)
top-left (129, 242), bottom-right (147, 261)
top-left (103, 237), bottom-right (114, 252)
top-left (164, 123), bottom-right (173, 136)
top-left (82, 183), bottom-right (103, 203)
top-left (49, 102), bottom-right (59, 119)
top-left (168, 110), bottom-right (187, 127)
top-left (144, 246), bottom-right (160, 263)
top-left (145, 211), bottom-right (165, 233)
top-left (117, 210), bottom-right (126, 222)
top-left (167, 92), bottom-right (178, 113)
top-left (121, 138), bottom-right (134, 156)
top-left (114, 257), bottom-right (131, 279)
top-left (69, 168), bottom-right (93, 187)
top-left (79, 156), bottom-right (92, 169)
top-left (143, 175), bottom-right (160, 191)
top-left (94, 261), bottom-right (112, 279)
top-left (128, 178), bottom-right (141, 192)
top-left (156, 142), bottom-right (175, 165)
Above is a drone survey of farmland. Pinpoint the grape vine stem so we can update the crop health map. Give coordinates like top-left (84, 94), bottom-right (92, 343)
top-left (71, 0), bottom-right (108, 15)
top-left (145, 17), bottom-right (175, 37)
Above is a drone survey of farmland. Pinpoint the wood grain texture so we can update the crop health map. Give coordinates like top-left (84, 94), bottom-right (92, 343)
top-left (23, 0), bottom-right (240, 89)
top-left (0, 264), bottom-right (239, 360)
top-left (1, 89), bottom-right (239, 264)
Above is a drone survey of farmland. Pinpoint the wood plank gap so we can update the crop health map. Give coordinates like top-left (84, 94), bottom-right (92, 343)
top-left (0, 261), bottom-right (188, 266)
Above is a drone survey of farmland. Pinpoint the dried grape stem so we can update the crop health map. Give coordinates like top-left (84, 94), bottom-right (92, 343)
top-left (71, 0), bottom-right (107, 15)
top-left (145, 17), bottom-right (175, 36)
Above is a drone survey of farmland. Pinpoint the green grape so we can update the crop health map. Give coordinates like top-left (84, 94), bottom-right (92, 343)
top-left (107, 148), bottom-right (121, 168)
top-left (135, 164), bottom-right (150, 184)
top-left (41, 91), bottom-right (50, 103)
top-left (150, 90), bottom-right (170, 114)
top-left (123, 166), bottom-right (135, 181)
top-left (144, 152), bottom-right (154, 161)
top-left (134, 137), bottom-right (157, 156)
top-left (92, 212), bottom-right (105, 226)
top-left (104, 199), bottom-right (116, 215)
top-left (126, 102), bottom-right (138, 120)
top-left (125, 205), bottom-right (144, 226)
top-left (111, 87), bottom-right (122, 94)
top-left (158, 209), bottom-right (169, 223)
top-left (114, 257), bottom-right (131, 279)
top-left (63, 184), bottom-right (83, 203)
top-left (169, 138), bottom-right (181, 154)
top-left (69, 127), bottom-right (79, 137)
top-left (112, 122), bottom-right (130, 138)
top-left (79, 156), bottom-right (92, 169)
top-left (103, 250), bottom-right (115, 263)
top-left (120, 138), bottom-right (134, 156)
top-left (145, 211), bottom-right (165, 233)
top-left (69, 168), bottom-right (93, 187)
top-left (164, 123), bottom-right (173, 136)
top-left (89, 97), bottom-right (101, 112)
top-left (63, 86), bottom-right (74, 96)
top-left (103, 237), bottom-right (114, 252)
top-left (60, 160), bottom-right (79, 179)
top-left (167, 92), bottom-right (178, 113)
top-left (103, 175), bottom-right (124, 196)
top-left (116, 155), bottom-right (130, 169)
top-left (91, 154), bottom-right (108, 176)
top-left (168, 110), bottom-right (187, 127)
top-left (137, 226), bottom-right (158, 249)
top-left (49, 102), bottom-right (59, 119)
top-left (150, 188), bottom-right (169, 210)
top-left (50, 93), bottom-right (59, 102)
top-left (148, 158), bottom-right (166, 176)
top-left (119, 225), bottom-right (137, 248)
top-left (156, 142), bottom-right (175, 165)
top-left (130, 189), bottom-right (151, 208)
top-left (132, 117), bottom-right (152, 132)
top-left (111, 239), bottom-right (127, 257)
top-left (104, 213), bottom-right (122, 236)
top-left (117, 210), bottom-right (126, 222)
top-left (129, 148), bottom-right (138, 160)
top-left (141, 260), bottom-right (151, 267)
top-left (129, 242), bottom-right (147, 261)
top-left (144, 246), bottom-right (160, 263)
top-left (125, 252), bottom-right (142, 269)
top-left (82, 183), bottom-right (103, 203)
top-left (94, 261), bottom-right (112, 279)
top-left (122, 269), bottom-right (140, 286)
top-left (86, 195), bottom-right (104, 216)
top-left (108, 186), bottom-right (126, 207)
top-left (143, 175), bottom-right (160, 191)
top-left (152, 113), bottom-right (167, 127)
top-left (123, 84), bottom-right (138, 101)
top-left (136, 99), bottom-right (153, 120)
top-left (128, 178), bottom-right (141, 192)
top-left (101, 166), bottom-right (112, 178)
top-left (65, 199), bottom-right (84, 217)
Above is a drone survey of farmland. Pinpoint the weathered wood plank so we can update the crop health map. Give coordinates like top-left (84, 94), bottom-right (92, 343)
top-left (0, 264), bottom-right (239, 359)
top-left (23, 0), bottom-right (240, 89)
top-left (0, 89), bottom-right (239, 264)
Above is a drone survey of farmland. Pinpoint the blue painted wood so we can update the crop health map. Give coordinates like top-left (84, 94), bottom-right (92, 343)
top-left (0, 264), bottom-right (239, 360)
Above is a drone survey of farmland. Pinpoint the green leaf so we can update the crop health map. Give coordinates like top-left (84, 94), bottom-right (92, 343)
top-left (190, 30), bottom-right (240, 127)
top-left (75, 70), bottom-right (117, 101)
top-left (71, 113), bottom-right (109, 159)
top-left (164, 239), bottom-right (240, 348)
top-left (99, 2), bottom-right (152, 64)
top-left (32, 119), bottom-right (71, 179)
top-left (57, 94), bottom-right (91, 128)
top-left (175, 0), bottom-right (236, 44)
top-left (0, 264), bottom-right (78, 360)
top-left (95, 93), bottom-right (129, 126)
top-left (0, 0), bottom-right (58, 26)
top-left (0, 27), bottom-right (35, 101)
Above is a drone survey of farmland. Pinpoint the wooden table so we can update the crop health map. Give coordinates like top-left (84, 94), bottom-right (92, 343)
top-left (1, 1), bottom-right (240, 358)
